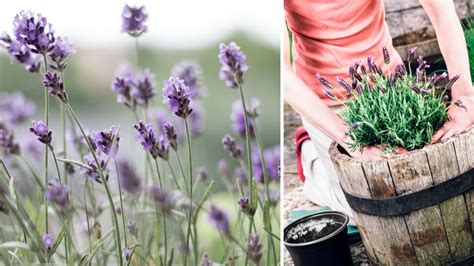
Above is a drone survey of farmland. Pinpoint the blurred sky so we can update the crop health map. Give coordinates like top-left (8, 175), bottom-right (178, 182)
top-left (0, 0), bottom-right (280, 49)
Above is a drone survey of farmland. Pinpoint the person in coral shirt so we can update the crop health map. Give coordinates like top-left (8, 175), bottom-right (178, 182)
top-left (284, 0), bottom-right (474, 223)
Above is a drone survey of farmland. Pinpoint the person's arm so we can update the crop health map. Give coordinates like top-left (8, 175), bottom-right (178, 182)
top-left (283, 23), bottom-right (383, 158)
top-left (419, 0), bottom-right (474, 141)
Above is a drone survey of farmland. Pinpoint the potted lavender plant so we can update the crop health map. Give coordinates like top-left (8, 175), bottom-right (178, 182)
top-left (323, 47), bottom-right (474, 265)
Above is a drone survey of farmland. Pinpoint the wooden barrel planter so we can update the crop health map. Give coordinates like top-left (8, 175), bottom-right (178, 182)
top-left (329, 127), bottom-right (474, 265)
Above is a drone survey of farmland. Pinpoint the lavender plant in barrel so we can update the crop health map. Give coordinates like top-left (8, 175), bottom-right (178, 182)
top-left (318, 47), bottom-right (458, 152)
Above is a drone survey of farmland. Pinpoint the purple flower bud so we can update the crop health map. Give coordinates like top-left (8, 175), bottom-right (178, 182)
top-left (82, 155), bottom-right (109, 183)
top-left (217, 159), bottom-right (229, 177)
top-left (49, 36), bottom-right (75, 71)
top-left (446, 74), bottom-right (460, 90)
top-left (222, 135), bottom-right (242, 159)
top-left (382, 45), bottom-right (390, 64)
top-left (117, 160), bottom-right (142, 194)
top-left (171, 61), bottom-right (206, 99)
top-left (111, 63), bottom-right (137, 109)
top-left (336, 77), bottom-right (351, 93)
top-left (133, 121), bottom-right (157, 157)
top-left (201, 252), bottom-right (213, 266)
top-left (389, 73), bottom-right (397, 87)
top-left (218, 42), bottom-right (248, 88)
top-left (252, 145), bottom-right (280, 183)
top-left (367, 56), bottom-right (377, 74)
top-left (408, 47), bottom-right (417, 63)
top-left (131, 69), bottom-right (156, 107)
top-left (410, 83), bottom-right (421, 94)
top-left (122, 246), bottom-right (134, 262)
top-left (248, 234), bottom-right (262, 264)
top-left (323, 90), bottom-right (337, 101)
top-left (196, 167), bottom-right (208, 183)
top-left (163, 77), bottom-right (193, 119)
top-left (42, 233), bottom-right (54, 250)
top-left (121, 5), bottom-right (148, 37)
top-left (237, 196), bottom-right (250, 214)
top-left (315, 72), bottom-right (334, 90)
top-left (43, 71), bottom-right (68, 103)
top-left (233, 167), bottom-right (248, 188)
top-left (1, 38), bottom-right (40, 72)
top-left (90, 126), bottom-right (120, 157)
top-left (395, 64), bottom-right (407, 77)
top-left (156, 135), bottom-right (170, 161)
top-left (432, 72), bottom-right (448, 87)
top-left (30, 120), bottom-right (52, 145)
top-left (360, 65), bottom-right (367, 76)
top-left (46, 179), bottom-right (70, 208)
top-left (148, 185), bottom-right (175, 214)
top-left (208, 205), bottom-right (229, 235)
top-left (163, 122), bottom-right (178, 151)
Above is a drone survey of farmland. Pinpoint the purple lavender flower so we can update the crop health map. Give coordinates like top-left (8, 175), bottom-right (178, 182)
top-left (237, 196), bottom-right (250, 214)
top-left (43, 71), bottom-right (68, 103)
top-left (432, 72), bottom-right (448, 87)
top-left (162, 77), bottom-right (193, 119)
top-left (171, 61), bottom-right (207, 99)
top-left (46, 179), bottom-right (70, 208)
top-left (156, 135), bottom-right (170, 160)
top-left (382, 45), bottom-right (390, 64)
top-left (248, 234), bottom-right (262, 264)
top-left (408, 47), bottom-right (417, 63)
top-left (163, 122), bottom-right (178, 150)
top-left (90, 126), bottom-right (120, 157)
top-left (201, 252), bottom-right (213, 266)
top-left (336, 77), bottom-right (351, 93)
top-left (30, 120), bottom-right (52, 145)
top-left (0, 124), bottom-right (20, 155)
top-left (446, 74), bottom-right (460, 90)
top-left (233, 167), bottom-right (248, 187)
top-left (148, 184), bottom-right (175, 214)
top-left (83, 155), bottom-right (109, 183)
top-left (131, 69), bottom-right (156, 107)
top-left (13, 11), bottom-right (55, 54)
top-left (231, 100), bottom-right (255, 138)
top-left (121, 5), bottom-right (148, 37)
top-left (111, 63), bottom-right (137, 109)
top-left (222, 134), bottom-right (242, 159)
top-left (196, 167), bottom-right (208, 183)
top-left (0, 92), bottom-right (35, 126)
top-left (49, 36), bottom-right (75, 71)
top-left (134, 121), bottom-right (170, 160)
top-left (122, 246), bottom-right (133, 262)
top-left (367, 56), bottom-right (378, 74)
top-left (117, 160), bottom-right (142, 194)
top-left (0, 37), bottom-right (40, 72)
top-left (217, 159), bottom-right (229, 177)
top-left (395, 64), bottom-right (407, 77)
top-left (267, 188), bottom-right (280, 206)
top-left (315, 72), bottom-right (334, 90)
top-left (208, 205), bottom-right (229, 235)
top-left (323, 90), bottom-right (337, 101)
top-left (42, 233), bottom-right (55, 250)
top-left (218, 42), bottom-right (248, 88)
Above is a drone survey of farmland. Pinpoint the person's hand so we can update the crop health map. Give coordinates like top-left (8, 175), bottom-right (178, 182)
top-left (432, 92), bottom-right (474, 143)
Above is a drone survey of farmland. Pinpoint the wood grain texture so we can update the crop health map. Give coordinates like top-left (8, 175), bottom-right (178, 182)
top-left (424, 141), bottom-right (472, 260)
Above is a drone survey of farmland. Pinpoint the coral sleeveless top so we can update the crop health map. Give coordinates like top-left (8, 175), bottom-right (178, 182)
top-left (285, 0), bottom-right (402, 106)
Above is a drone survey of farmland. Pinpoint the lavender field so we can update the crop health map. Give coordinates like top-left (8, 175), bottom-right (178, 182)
top-left (0, 4), bottom-right (280, 265)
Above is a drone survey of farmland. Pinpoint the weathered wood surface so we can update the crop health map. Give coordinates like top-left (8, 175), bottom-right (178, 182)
top-left (329, 127), bottom-right (474, 265)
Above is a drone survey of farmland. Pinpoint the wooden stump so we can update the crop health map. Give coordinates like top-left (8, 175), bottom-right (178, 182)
top-left (329, 128), bottom-right (474, 265)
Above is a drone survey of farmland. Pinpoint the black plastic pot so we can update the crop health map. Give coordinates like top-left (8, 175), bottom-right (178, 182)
top-left (284, 211), bottom-right (352, 266)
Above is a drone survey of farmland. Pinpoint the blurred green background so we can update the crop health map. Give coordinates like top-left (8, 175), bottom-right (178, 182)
top-left (0, 32), bottom-right (280, 189)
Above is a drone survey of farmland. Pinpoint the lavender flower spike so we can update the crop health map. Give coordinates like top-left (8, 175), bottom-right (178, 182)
top-left (218, 42), bottom-right (248, 88)
top-left (111, 63), bottom-right (137, 109)
top-left (49, 36), bottom-right (75, 71)
top-left (217, 159), bottom-right (229, 177)
top-left (30, 120), bottom-right (52, 145)
top-left (171, 61), bottom-right (207, 99)
top-left (90, 126), bottom-right (120, 157)
top-left (42, 233), bottom-right (55, 250)
top-left (382, 45), bottom-right (390, 64)
top-left (43, 71), bottom-right (68, 103)
top-left (248, 234), bottom-right (262, 264)
top-left (148, 184), bottom-right (175, 214)
top-left (237, 196), bottom-right (250, 214)
top-left (196, 167), bottom-right (208, 183)
top-left (316, 72), bottom-right (334, 90)
top-left (163, 122), bottom-right (178, 151)
top-left (201, 252), bottom-right (213, 266)
top-left (0, 35), bottom-right (40, 72)
top-left (0, 92), bottom-right (35, 126)
top-left (46, 179), bottom-right (70, 208)
top-left (222, 134), bottom-right (242, 159)
top-left (0, 124), bottom-right (20, 155)
top-left (208, 205), bottom-right (230, 235)
top-left (121, 5), bottom-right (148, 37)
top-left (13, 11), bottom-right (55, 54)
top-left (162, 77), bottom-right (193, 119)
top-left (408, 47), bottom-right (417, 63)
top-left (231, 100), bottom-right (255, 138)
top-left (131, 69), bottom-right (156, 107)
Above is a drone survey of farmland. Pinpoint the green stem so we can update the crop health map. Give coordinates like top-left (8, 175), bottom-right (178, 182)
top-left (175, 153), bottom-right (189, 196)
top-left (47, 145), bottom-right (62, 182)
top-left (184, 119), bottom-right (194, 265)
top-left (135, 38), bottom-right (140, 67)
top-left (115, 159), bottom-right (128, 248)
top-left (167, 161), bottom-right (181, 190)
top-left (66, 103), bottom-right (123, 265)
top-left (153, 159), bottom-right (167, 265)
